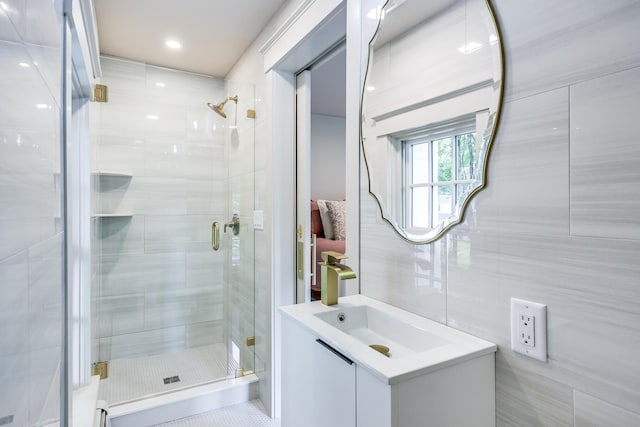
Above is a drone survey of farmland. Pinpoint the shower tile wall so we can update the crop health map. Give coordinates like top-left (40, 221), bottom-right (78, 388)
top-left (0, 1), bottom-right (63, 425)
top-left (93, 57), bottom-right (229, 362)
top-left (360, 0), bottom-right (640, 425)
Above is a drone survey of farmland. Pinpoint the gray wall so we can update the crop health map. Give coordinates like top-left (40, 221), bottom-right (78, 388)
top-left (311, 113), bottom-right (346, 201)
top-left (361, 1), bottom-right (640, 425)
top-left (0, 1), bottom-right (64, 425)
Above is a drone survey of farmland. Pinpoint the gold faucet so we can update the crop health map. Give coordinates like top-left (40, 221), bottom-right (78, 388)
top-left (320, 251), bottom-right (357, 306)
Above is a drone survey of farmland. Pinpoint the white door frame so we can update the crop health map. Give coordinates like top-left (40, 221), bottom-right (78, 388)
top-left (261, 0), bottom-right (365, 418)
top-left (295, 70), bottom-right (312, 303)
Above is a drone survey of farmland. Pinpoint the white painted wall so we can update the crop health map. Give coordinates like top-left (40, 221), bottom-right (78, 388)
top-left (310, 114), bottom-right (346, 200)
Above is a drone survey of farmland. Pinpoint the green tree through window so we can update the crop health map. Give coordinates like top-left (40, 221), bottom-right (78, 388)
top-left (405, 130), bottom-right (476, 229)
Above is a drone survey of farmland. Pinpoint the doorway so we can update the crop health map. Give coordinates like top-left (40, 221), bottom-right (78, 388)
top-left (295, 46), bottom-right (347, 303)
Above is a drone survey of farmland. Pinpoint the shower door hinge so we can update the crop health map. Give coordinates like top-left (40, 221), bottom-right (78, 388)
top-left (246, 109), bottom-right (256, 119)
top-left (94, 84), bottom-right (108, 102)
top-left (246, 336), bottom-right (255, 347)
top-left (92, 361), bottom-right (109, 379)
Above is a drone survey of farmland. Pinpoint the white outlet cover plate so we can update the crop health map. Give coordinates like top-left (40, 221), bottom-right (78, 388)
top-left (253, 210), bottom-right (264, 230)
top-left (511, 298), bottom-right (547, 362)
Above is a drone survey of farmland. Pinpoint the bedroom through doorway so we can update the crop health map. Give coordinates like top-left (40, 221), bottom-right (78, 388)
top-left (295, 44), bottom-right (347, 303)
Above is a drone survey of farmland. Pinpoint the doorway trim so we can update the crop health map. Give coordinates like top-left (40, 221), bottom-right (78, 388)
top-left (262, 0), bottom-right (365, 418)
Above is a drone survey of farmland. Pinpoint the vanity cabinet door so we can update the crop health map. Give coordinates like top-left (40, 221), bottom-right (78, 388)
top-left (282, 317), bottom-right (356, 427)
top-left (356, 366), bottom-right (391, 427)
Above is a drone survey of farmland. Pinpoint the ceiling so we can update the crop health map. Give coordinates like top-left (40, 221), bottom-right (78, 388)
top-left (93, 0), bottom-right (288, 77)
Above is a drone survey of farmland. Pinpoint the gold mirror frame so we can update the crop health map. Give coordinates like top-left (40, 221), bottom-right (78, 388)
top-left (360, 0), bottom-right (506, 244)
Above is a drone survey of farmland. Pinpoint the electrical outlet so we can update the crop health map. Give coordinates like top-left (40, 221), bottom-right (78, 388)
top-left (511, 298), bottom-right (547, 362)
top-left (253, 210), bottom-right (264, 230)
top-left (519, 314), bottom-right (535, 347)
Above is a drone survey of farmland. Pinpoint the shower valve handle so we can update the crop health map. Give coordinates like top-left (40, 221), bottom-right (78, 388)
top-left (224, 214), bottom-right (240, 236)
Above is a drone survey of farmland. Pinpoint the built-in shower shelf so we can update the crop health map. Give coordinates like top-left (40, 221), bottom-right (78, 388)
top-left (92, 170), bottom-right (132, 178)
top-left (92, 213), bottom-right (133, 218)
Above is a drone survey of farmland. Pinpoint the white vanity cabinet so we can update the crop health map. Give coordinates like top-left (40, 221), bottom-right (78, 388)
top-left (280, 296), bottom-right (497, 427)
top-left (281, 316), bottom-right (356, 427)
top-left (355, 352), bottom-right (495, 426)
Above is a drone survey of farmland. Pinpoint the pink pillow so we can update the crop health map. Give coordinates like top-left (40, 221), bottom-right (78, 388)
top-left (311, 200), bottom-right (324, 236)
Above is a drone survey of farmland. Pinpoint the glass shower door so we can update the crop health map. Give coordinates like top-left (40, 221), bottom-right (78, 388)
top-left (91, 59), bottom-right (256, 404)
top-left (224, 81), bottom-right (256, 378)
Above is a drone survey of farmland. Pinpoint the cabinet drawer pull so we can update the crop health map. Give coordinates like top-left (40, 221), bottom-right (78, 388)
top-left (316, 339), bottom-right (353, 365)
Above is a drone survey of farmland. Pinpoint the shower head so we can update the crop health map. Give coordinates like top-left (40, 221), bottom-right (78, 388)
top-left (207, 95), bottom-right (238, 119)
top-left (207, 101), bottom-right (227, 118)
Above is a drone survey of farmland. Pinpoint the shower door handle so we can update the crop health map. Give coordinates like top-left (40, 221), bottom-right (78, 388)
top-left (212, 221), bottom-right (220, 251)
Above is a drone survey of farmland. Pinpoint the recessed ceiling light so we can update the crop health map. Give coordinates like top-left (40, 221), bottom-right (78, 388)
top-left (36, 104), bottom-right (49, 109)
top-left (146, 114), bottom-right (159, 120)
top-left (155, 82), bottom-right (166, 87)
top-left (19, 62), bottom-right (30, 68)
top-left (367, 86), bottom-right (376, 92)
top-left (165, 39), bottom-right (182, 49)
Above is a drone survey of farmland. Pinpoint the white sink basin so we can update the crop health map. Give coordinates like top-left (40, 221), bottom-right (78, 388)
top-left (314, 304), bottom-right (449, 358)
top-left (280, 295), bottom-right (496, 384)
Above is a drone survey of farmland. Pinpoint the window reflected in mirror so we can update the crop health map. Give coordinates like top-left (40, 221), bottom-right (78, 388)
top-left (361, 0), bottom-right (504, 244)
top-left (404, 125), bottom-right (478, 231)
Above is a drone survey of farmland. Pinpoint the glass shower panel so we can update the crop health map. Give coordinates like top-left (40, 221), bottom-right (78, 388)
top-left (91, 58), bottom-right (255, 405)
top-left (0, 3), bottom-right (64, 424)
top-left (224, 81), bottom-right (256, 377)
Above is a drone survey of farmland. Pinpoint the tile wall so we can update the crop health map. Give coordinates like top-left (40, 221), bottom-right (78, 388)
top-left (361, 0), bottom-right (640, 425)
top-left (92, 57), bottom-right (256, 369)
top-left (0, 0), bottom-right (63, 425)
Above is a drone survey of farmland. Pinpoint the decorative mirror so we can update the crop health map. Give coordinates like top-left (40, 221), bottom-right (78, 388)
top-left (361, 0), bottom-right (504, 243)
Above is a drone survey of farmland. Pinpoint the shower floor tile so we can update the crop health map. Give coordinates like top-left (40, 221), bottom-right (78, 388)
top-left (99, 343), bottom-right (236, 405)
top-left (151, 400), bottom-right (279, 427)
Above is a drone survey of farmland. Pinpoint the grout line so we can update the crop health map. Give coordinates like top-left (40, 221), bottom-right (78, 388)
top-left (567, 85), bottom-right (572, 238)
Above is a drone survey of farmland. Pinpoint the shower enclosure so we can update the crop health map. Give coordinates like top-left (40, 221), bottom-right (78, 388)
top-left (91, 57), bottom-right (256, 405)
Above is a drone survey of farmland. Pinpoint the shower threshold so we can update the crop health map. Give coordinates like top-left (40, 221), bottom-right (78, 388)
top-left (108, 374), bottom-right (259, 427)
